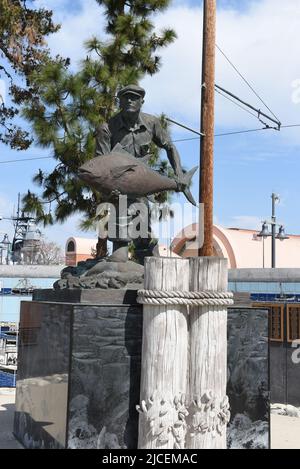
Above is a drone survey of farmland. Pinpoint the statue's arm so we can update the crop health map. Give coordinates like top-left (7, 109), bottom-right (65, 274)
top-left (152, 119), bottom-right (184, 179)
top-left (95, 123), bottom-right (111, 156)
top-left (165, 144), bottom-right (184, 180)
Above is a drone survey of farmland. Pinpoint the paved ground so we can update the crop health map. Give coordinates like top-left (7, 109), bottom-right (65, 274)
top-left (0, 388), bottom-right (23, 449)
top-left (271, 414), bottom-right (300, 449)
top-left (1, 388), bottom-right (300, 449)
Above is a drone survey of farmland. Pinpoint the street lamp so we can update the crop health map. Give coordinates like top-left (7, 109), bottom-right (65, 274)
top-left (277, 225), bottom-right (289, 242)
top-left (257, 194), bottom-right (289, 268)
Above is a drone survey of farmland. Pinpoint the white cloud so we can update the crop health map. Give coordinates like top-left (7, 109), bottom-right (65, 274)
top-left (6, 0), bottom-right (298, 243)
top-left (215, 0), bottom-right (300, 132)
top-left (142, 0), bottom-right (300, 145)
top-left (142, 6), bottom-right (202, 124)
top-left (225, 215), bottom-right (262, 230)
top-left (42, 214), bottom-right (96, 248)
top-left (152, 200), bottom-right (199, 243)
top-left (38, 0), bottom-right (300, 145)
top-left (37, 0), bottom-right (106, 69)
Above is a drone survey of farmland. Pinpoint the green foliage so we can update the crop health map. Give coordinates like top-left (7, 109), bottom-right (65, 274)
top-left (0, 0), bottom-right (59, 149)
top-left (22, 0), bottom-right (177, 234)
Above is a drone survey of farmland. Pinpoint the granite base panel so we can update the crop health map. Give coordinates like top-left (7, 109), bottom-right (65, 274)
top-left (13, 299), bottom-right (143, 449)
top-left (227, 308), bottom-right (270, 449)
top-left (13, 297), bottom-right (270, 450)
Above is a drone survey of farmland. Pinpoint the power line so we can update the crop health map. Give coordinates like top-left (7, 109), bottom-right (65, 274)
top-left (215, 87), bottom-right (259, 120)
top-left (173, 126), bottom-right (273, 142)
top-left (168, 114), bottom-right (274, 139)
top-left (1, 125), bottom-right (300, 163)
top-left (174, 124), bottom-right (300, 142)
top-left (173, 137), bottom-right (200, 143)
top-left (215, 127), bottom-right (273, 137)
top-left (215, 84), bottom-right (280, 129)
top-left (0, 156), bottom-right (51, 164)
top-left (216, 43), bottom-right (281, 123)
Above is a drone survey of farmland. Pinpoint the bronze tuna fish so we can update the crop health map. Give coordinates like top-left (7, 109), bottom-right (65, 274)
top-left (78, 150), bottom-right (198, 205)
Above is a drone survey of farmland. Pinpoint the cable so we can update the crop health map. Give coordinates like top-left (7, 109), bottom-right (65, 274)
top-left (216, 44), bottom-right (281, 123)
top-left (173, 127), bottom-right (273, 142)
top-left (173, 137), bottom-right (200, 143)
top-left (215, 127), bottom-right (272, 137)
top-left (215, 84), bottom-right (280, 129)
top-left (166, 117), bottom-right (204, 136)
top-left (1, 126), bottom-right (300, 164)
top-left (0, 156), bottom-right (52, 164)
top-left (215, 87), bottom-right (259, 120)
top-left (174, 123), bottom-right (300, 142)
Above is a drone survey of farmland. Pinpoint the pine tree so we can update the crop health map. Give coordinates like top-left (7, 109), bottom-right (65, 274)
top-left (0, 0), bottom-right (59, 149)
top-left (22, 0), bottom-right (177, 256)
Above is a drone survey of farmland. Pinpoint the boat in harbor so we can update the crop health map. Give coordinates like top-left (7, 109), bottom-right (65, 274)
top-left (0, 278), bottom-right (36, 296)
top-left (11, 278), bottom-right (36, 295)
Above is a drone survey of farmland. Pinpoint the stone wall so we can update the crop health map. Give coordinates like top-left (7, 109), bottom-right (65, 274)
top-left (227, 308), bottom-right (269, 449)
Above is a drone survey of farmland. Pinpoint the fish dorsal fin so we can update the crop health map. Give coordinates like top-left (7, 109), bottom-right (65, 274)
top-left (110, 164), bottom-right (137, 179)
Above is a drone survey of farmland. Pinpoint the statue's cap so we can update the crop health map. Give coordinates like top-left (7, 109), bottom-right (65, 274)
top-left (117, 85), bottom-right (145, 99)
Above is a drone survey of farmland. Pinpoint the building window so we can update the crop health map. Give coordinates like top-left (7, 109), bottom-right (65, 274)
top-left (287, 306), bottom-right (300, 343)
top-left (67, 240), bottom-right (75, 252)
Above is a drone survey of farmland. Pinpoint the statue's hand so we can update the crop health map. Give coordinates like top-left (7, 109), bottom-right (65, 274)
top-left (175, 173), bottom-right (187, 192)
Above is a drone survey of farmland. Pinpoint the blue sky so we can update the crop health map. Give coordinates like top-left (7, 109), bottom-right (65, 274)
top-left (1, 0), bottom-right (300, 248)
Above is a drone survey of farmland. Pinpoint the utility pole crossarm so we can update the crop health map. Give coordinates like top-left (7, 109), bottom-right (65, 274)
top-left (215, 84), bottom-right (281, 130)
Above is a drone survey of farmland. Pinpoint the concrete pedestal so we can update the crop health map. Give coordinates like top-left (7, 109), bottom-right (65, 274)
top-left (13, 290), bottom-right (143, 449)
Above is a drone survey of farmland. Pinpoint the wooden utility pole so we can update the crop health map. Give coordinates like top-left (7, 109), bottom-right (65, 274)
top-left (199, 0), bottom-right (216, 257)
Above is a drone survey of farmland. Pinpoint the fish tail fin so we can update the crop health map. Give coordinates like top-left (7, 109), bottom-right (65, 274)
top-left (181, 166), bottom-right (198, 206)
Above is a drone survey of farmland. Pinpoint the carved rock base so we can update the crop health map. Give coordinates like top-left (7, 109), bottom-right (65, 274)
top-left (54, 258), bottom-right (144, 290)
